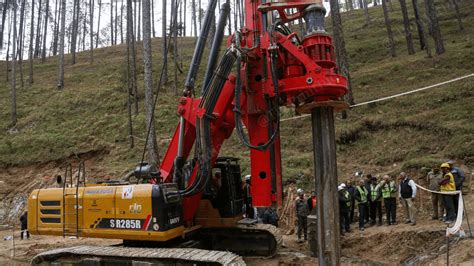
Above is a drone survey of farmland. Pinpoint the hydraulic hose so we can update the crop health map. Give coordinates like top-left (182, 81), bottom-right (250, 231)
top-left (180, 50), bottom-right (237, 197)
top-left (202, 1), bottom-right (231, 94)
top-left (233, 34), bottom-right (281, 151)
top-left (184, 0), bottom-right (218, 95)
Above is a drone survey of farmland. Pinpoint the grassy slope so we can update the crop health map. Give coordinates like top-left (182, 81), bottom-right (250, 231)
top-left (0, 1), bottom-right (473, 183)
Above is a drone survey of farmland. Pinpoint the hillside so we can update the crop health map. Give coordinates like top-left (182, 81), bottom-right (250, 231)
top-left (0, 0), bottom-right (473, 265)
top-left (0, 0), bottom-right (473, 184)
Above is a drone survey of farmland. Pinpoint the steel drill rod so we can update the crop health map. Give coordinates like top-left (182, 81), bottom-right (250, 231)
top-left (311, 106), bottom-right (341, 265)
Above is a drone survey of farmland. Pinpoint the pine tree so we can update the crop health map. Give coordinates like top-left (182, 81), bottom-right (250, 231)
top-left (142, 0), bottom-right (160, 168)
top-left (412, 0), bottom-right (426, 50)
top-left (90, 0), bottom-right (94, 63)
top-left (162, 0), bottom-right (168, 84)
top-left (28, 0), bottom-right (35, 84)
top-left (40, 0), bottom-right (49, 61)
top-left (382, 0), bottom-right (396, 57)
top-left (329, 0), bottom-right (355, 107)
top-left (399, 0), bottom-right (415, 55)
top-left (424, 0), bottom-right (444, 55)
top-left (96, 0), bottom-right (101, 48)
top-left (11, 0), bottom-right (17, 126)
top-left (57, 0), bottom-right (66, 89)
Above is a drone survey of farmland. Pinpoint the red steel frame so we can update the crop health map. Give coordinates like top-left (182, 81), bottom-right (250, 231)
top-left (158, 0), bottom-right (347, 225)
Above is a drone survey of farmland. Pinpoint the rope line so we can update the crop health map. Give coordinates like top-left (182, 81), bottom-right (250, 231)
top-left (280, 73), bottom-right (474, 122)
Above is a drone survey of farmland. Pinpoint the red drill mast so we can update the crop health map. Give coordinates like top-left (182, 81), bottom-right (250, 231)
top-left (158, 0), bottom-right (347, 263)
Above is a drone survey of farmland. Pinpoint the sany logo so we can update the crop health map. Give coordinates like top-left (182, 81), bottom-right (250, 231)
top-left (129, 203), bottom-right (142, 214)
top-left (169, 217), bottom-right (180, 225)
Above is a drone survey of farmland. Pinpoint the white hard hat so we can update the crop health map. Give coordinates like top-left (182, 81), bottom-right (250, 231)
top-left (297, 188), bottom-right (304, 195)
top-left (340, 183), bottom-right (346, 188)
top-left (338, 185), bottom-right (343, 191)
top-left (245, 174), bottom-right (251, 180)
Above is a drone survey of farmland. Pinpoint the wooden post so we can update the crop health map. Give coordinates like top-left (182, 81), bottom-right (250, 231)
top-left (311, 107), bottom-right (341, 265)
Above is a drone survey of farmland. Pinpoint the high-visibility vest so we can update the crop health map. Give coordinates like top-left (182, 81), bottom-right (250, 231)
top-left (370, 184), bottom-right (381, 202)
top-left (440, 172), bottom-right (456, 192)
top-left (343, 190), bottom-right (351, 207)
top-left (381, 181), bottom-right (396, 198)
top-left (356, 186), bottom-right (368, 204)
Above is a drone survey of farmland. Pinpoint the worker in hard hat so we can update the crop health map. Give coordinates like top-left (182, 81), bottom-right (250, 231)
top-left (243, 174), bottom-right (254, 219)
top-left (448, 160), bottom-right (465, 214)
top-left (354, 179), bottom-right (369, 231)
top-left (295, 188), bottom-right (309, 242)
top-left (398, 172), bottom-right (417, 226)
top-left (439, 163), bottom-right (456, 223)
top-left (338, 183), bottom-right (351, 235)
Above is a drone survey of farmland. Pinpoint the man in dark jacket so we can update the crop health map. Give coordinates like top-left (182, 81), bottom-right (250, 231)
top-left (448, 160), bottom-right (465, 214)
top-left (399, 172), bottom-right (417, 225)
top-left (338, 184), bottom-right (351, 235)
top-left (346, 180), bottom-right (356, 223)
top-left (295, 189), bottom-right (309, 242)
top-left (364, 174), bottom-right (372, 224)
top-left (307, 191), bottom-right (317, 215)
top-left (20, 211), bottom-right (29, 240)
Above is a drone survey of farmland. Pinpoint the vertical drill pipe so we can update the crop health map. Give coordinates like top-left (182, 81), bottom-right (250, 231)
top-left (184, 0), bottom-right (218, 94)
top-left (202, 1), bottom-right (231, 94)
top-left (311, 107), bottom-right (341, 265)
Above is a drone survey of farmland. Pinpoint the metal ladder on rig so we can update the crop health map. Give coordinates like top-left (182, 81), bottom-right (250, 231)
top-left (62, 162), bottom-right (86, 238)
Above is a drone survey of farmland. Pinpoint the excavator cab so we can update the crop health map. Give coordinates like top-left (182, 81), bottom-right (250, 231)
top-left (204, 157), bottom-right (245, 218)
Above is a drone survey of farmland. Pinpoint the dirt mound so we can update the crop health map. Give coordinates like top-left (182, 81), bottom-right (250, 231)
top-left (343, 230), bottom-right (445, 264)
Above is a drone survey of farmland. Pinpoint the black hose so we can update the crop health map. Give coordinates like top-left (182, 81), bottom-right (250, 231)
top-left (184, 0), bottom-right (218, 95)
top-left (233, 33), bottom-right (281, 151)
top-left (202, 1), bottom-right (231, 94)
top-left (180, 50), bottom-right (237, 197)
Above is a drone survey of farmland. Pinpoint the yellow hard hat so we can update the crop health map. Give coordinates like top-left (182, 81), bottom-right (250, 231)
top-left (440, 163), bottom-right (450, 169)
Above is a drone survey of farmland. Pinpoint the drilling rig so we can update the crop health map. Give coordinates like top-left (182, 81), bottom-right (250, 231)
top-left (28, 0), bottom-right (348, 265)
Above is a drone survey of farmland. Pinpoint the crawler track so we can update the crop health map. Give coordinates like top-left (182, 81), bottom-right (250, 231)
top-left (31, 245), bottom-right (245, 265)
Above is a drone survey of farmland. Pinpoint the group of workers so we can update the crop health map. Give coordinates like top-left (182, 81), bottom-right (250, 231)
top-left (295, 160), bottom-right (465, 239)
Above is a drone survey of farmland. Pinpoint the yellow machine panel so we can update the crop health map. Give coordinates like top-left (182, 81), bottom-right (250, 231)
top-left (28, 184), bottom-right (184, 242)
